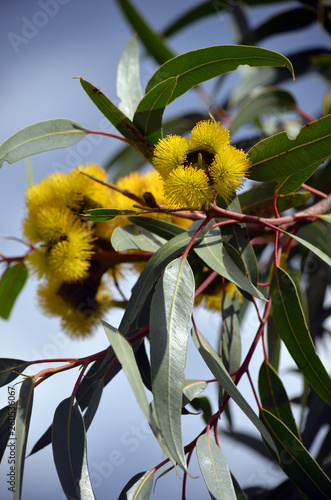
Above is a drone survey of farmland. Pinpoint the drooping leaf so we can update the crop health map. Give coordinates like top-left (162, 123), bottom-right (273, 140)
top-left (267, 314), bottom-right (281, 371)
top-left (150, 258), bottom-right (195, 470)
top-left (83, 379), bottom-right (104, 432)
top-left (285, 230), bottom-right (331, 269)
top-left (102, 322), bottom-right (151, 422)
top-left (0, 119), bottom-right (87, 168)
top-left (196, 434), bottom-right (236, 500)
top-left (193, 227), bottom-right (265, 300)
top-left (14, 378), bottom-right (34, 500)
top-left (238, 181), bottom-right (310, 217)
top-left (276, 161), bottom-right (322, 195)
top-left (111, 225), bottom-right (166, 252)
top-left (146, 46), bottom-right (294, 102)
top-left (122, 470), bottom-right (154, 500)
top-left (78, 208), bottom-right (136, 222)
top-left (249, 115), bottom-right (331, 181)
top-left (0, 404), bottom-right (16, 463)
top-left (52, 397), bottom-right (95, 500)
top-left (79, 77), bottom-right (154, 160)
top-left (261, 409), bottom-right (331, 499)
top-left (229, 86), bottom-right (296, 135)
top-left (182, 379), bottom-right (208, 408)
top-left (128, 216), bottom-right (186, 240)
top-left (117, 35), bottom-right (143, 120)
top-left (0, 263), bottom-right (28, 319)
top-left (271, 267), bottom-right (331, 405)
top-left (116, 0), bottom-right (175, 65)
top-left (119, 230), bottom-right (192, 336)
top-left (0, 359), bottom-right (28, 388)
top-left (258, 361), bottom-right (300, 439)
top-left (191, 326), bottom-right (277, 453)
top-left (220, 291), bottom-right (242, 374)
top-left (240, 7), bottom-right (316, 46)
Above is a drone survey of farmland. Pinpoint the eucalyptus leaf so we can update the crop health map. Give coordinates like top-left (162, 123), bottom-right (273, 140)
top-left (117, 35), bottom-right (143, 120)
top-left (111, 224), bottom-right (166, 252)
top-left (0, 119), bottom-right (87, 168)
top-left (0, 359), bottom-right (28, 388)
top-left (196, 434), bottom-right (236, 500)
top-left (125, 470), bottom-right (154, 500)
top-left (0, 405), bottom-right (16, 463)
top-left (14, 378), bottom-right (34, 500)
top-left (0, 263), bottom-right (28, 320)
top-left (52, 397), bottom-right (95, 500)
top-left (150, 258), bottom-right (194, 470)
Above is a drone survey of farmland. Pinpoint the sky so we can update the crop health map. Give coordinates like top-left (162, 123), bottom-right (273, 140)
top-left (0, 1), bottom-right (330, 499)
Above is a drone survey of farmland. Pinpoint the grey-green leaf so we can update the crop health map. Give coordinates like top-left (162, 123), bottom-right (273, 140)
top-left (191, 326), bottom-right (277, 453)
top-left (52, 397), bottom-right (95, 500)
top-left (0, 119), bottom-right (87, 168)
top-left (125, 470), bottom-right (154, 500)
top-left (0, 404), bottom-right (16, 463)
top-left (150, 257), bottom-right (195, 470)
top-left (14, 377), bottom-right (34, 500)
top-left (193, 228), bottom-right (265, 300)
top-left (196, 434), bottom-right (236, 500)
top-left (117, 35), bottom-right (143, 120)
top-left (111, 225), bottom-right (166, 252)
top-left (270, 267), bottom-right (331, 405)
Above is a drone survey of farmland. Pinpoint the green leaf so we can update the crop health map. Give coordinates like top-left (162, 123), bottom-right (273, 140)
top-left (150, 257), bottom-right (194, 470)
top-left (83, 380), bottom-right (104, 432)
top-left (276, 161), bottom-right (322, 195)
top-left (14, 378), bottom-right (34, 500)
top-left (0, 119), bottom-right (87, 168)
top-left (182, 379), bottom-right (207, 408)
top-left (0, 263), bottom-right (28, 320)
top-left (52, 397), bottom-right (95, 500)
top-left (0, 359), bottom-right (28, 388)
top-left (240, 8), bottom-right (315, 46)
top-left (196, 434), bottom-right (236, 500)
top-left (229, 86), bottom-right (296, 135)
top-left (249, 115), bottom-right (331, 181)
top-left (193, 228), bottom-right (265, 300)
top-left (271, 267), bottom-right (331, 405)
top-left (133, 77), bottom-right (177, 143)
top-left (285, 230), bottom-right (331, 268)
top-left (189, 397), bottom-right (212, 424)
top-left (261, 409), bottom-right (331, 499)
top-left (111, 224), bottom-right (166, 252)
top-left (102, 322), bottom-right (151, 422)
top-left (117, 35), bottom-right (142, 120)
top-left (0, 404), bottom-right (16, 463)
top-left (258, 361), bottom-right (300, 439)
top-left (123, 470), bottom-right (154, 500)
top-left (119, 230), bottom-right (191, 336)
top-left (220, 292), bottom-right (242, 374)
top-left (79, 208), bottom-right (136, 222)
top-left (191, 326), bottom-right (277, 453)
top-left (239, 181), bottom-right (310, 216)
top-left (128, 216), bottom-right (186, 240)
top-left (146, 46), bottom-right (294, 103)
top-left (267, 314), bottom-right (281, 371)
top-left (116, 0), bottom-right (175, 65)
top-left (79, 77), bottom-right (154, 160)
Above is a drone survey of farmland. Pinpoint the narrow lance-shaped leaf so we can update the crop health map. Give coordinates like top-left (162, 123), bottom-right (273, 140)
top-left (146, 45), bottom-right (294, 102)
top-left (249, 114), bottom-right (331, 181)
top-left (150, 258), bottom-right (195, 470)
top-left (78, 208), bottom-right (136, 222)
top-left (271, 267), bottom-right (331, 405)
top-left (258, 361), bottom-right (300, 439)
top-left (261, 409), bottom-right (331, 499)
top-left (111, 225), bottom-right (166, 253)
top-left (133, 77), bottom-right (177, 144)
top-left (0, 359), bottom-right (29, 387)
top-left (196, 434), bottom-right (236, 500)
top-left (0, 404), bottom-right (16, 463)
top-left (191, 326), bottom-right (277, 453)
top-left (117, 35), bottom-right (143, 120)
top-left (52, 397), bottom-right (95, 500)
top-left (79, 78), bottom-right (154, 160)
top-left (0, 119), bottom-right (88, 168)
top-left (102, 322), bottom-right (151, 422)
top-left (14, 377), bottom-right (34, 500)
top-left (0, 263), bottom-right (28, 320)
top-left (120, 470), bottom-right (155, 500)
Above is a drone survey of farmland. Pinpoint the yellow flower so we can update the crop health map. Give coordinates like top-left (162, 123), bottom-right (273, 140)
top-left (37, 276), bottom-right (113, 338)
top-left (163, 166), bottom-right (211, 208)
top-left (152, 120), bottom-right (250, 208)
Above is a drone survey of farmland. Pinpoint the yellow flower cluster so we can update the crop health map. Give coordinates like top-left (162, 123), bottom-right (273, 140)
top-left (22, 164), bottom-right (189, 337)
top-left (152, 120), bottom-right (251, 208)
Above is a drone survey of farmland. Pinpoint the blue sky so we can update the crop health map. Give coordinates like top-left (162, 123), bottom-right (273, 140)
top-left (0, 1), bottom-right (330, 499)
